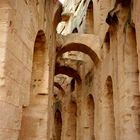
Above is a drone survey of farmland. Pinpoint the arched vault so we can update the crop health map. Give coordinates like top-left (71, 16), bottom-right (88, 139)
top-left (55, 65), bottom-right (82, 84)
top-left (54, 82), bottom-right (65, 96)
top-left (56, 33), bottom-right (101, 65)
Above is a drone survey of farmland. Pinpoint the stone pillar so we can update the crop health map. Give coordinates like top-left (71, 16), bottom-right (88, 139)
top-left (122, 25), bottom-right (140, 140)
top-left (0, 1), bottom-right (22, 139)
top-left (116, 6), bottom-right (140, 139)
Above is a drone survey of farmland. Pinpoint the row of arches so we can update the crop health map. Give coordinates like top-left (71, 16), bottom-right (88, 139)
top-left (19, 21), bottom-right (101, 137)
top-left (54, 3), bottom-right (96, 139)
top-left (53, 1), bottom-right (115, 135)
top-left (54, 101), bottom-right (77, 140)
top-left (19, 2), bottom-right (139, 140)
top-left (53, 76), bottom-right (116, 140)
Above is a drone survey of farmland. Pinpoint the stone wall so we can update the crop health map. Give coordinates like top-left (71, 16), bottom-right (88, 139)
top-left (53, 0), bottom-right (140, 140)
top-left (0, 0), bottom-right (140, 140)
top-left (0, 0), bottom-right (58, 139)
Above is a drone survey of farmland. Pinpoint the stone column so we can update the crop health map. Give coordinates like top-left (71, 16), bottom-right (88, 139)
top-left (116, 6), bottom-right (140, 139)
top-left (0, 1), bottom-right (22, 139)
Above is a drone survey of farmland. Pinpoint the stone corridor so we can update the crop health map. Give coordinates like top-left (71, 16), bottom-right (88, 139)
top-left (0, 0), bottom-right (140, 140)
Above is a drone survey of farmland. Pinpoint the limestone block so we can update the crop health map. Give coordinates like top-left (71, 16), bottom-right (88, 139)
top-left (0, 101), bottom-right (22, 130)
top-left (0, 128), bottom-right (19, 140)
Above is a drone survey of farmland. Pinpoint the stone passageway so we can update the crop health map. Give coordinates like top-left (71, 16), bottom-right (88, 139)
top-left (0, 0), bottom-right (139, 140)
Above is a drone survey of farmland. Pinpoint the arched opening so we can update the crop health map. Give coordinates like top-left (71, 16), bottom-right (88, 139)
top-left (84, 94), bottom-right (95, 140)
top-left (104, 31), bottom-right (110, 52)
top-left (19, 30), bottom-right (46, 139)
top-left (71, 78), bottom-right (76, 92)
top-left (85, 0), bottom-right (94, 34)
top-left (54, 109), bottom-right (62, 140)
top-left (72, 28), bottom-right (78, 33)
top-left (55, 65), bottom-right (82, 84)
top-left (54, 82), bottom-right (65, 94)
top-left (54, 82), bottom-right (65, 97)
top-left (56, 34), bottom-right (101, 66)
top-left (56, 43), bottom-right (100, 65)
top-left (66, 101), bottom-right (77, 140)
top-left (31, 30), bottom-right (46, 101)
top-left (102, 76), bottom-right (115, 140)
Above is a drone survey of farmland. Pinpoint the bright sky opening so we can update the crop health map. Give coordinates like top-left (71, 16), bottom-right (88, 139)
top-left (59, 0), bottom-right (65, 4)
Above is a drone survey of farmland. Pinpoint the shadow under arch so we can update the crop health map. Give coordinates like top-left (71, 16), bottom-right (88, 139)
top-left (54, 82), bottom-right (65, 96)
top-left (105, 76), bottom-right (113, 95)
top-left (54, 109), bottom-right (62, 140)
top-left (31, 30), bottom-right (46, 99)
top-left (55, 65), bottom-right (82, 84)
top-left (72, 28), bottom-right (78, 33)
top-left (34, 30), bottom-right (46, 43)
top-left (52, 1), bottom-right (63, 29)
top-left (57, 43), bottom-right (99, 64)
top-left (87, 94), bottom-right (95, 105)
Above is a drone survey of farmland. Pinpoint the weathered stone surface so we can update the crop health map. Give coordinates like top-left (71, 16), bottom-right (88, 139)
top-left (0, 0), bottom-right (139, 140)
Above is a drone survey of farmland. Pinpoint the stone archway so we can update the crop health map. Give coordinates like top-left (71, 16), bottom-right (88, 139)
top-left (54, 63), bottom-right (81, 140)
top-left (54, 82), bottom-right (65, 97)
top-left (30, 30), bottom-right (46, 103)
top-left (55, 65), bottom-right (82, 84)
top-left (56, 34), bottom-right (101, 65)
top-left (72, 28), bottom-right (78, 33)
top-left (19, 30), bottom-right (47, 140)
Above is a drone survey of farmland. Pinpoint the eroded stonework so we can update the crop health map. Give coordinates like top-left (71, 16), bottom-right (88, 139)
top-left (0, 0), bottom-right (140, 140)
